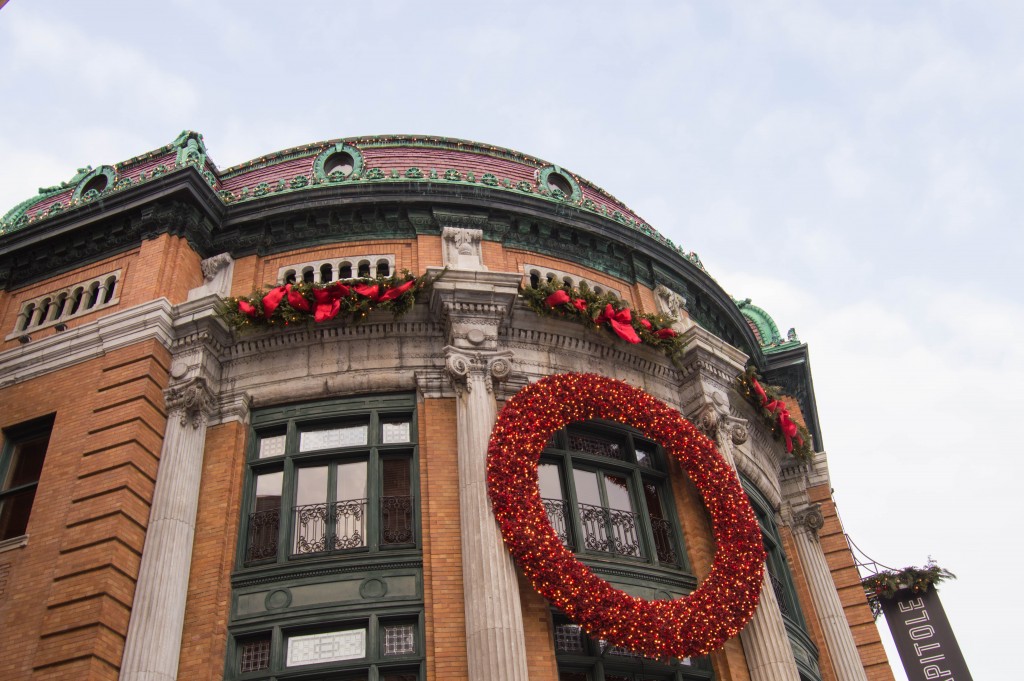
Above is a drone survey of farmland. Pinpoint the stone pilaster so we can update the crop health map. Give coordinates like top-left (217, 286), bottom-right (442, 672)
top-left (430, 267), bottom-right (529, 681)
top-left (789, 504), bottom-right (869, 681)
top-left (119, 297), bottom-right (230, 681)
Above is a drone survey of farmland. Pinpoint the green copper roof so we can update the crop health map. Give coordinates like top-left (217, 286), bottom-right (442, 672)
top-left (734, 298), bottom-right (801, 354)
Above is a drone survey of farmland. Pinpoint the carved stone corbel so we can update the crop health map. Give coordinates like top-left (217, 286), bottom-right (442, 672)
top-left (441, 226), bottom-right (487, 271)
top-left (165, 377), bottom-right (217, 428)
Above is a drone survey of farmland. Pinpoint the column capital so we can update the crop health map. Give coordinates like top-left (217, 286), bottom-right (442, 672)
top-left (444, 347), bottom-right (515, 397)
top-left (165, 376), bottom-right (216, 429)
top-left (792, 503), bottom-right (826, 539)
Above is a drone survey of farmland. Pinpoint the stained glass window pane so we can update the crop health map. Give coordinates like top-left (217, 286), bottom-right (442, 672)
top-left (299, 424), bottom-right (368, 451)
top-left (258, 434), bottom-right (286, 458)
top-left (383, 624), bottom-right (416, 655)
top-left (286, 628), bottom-right (366, 666)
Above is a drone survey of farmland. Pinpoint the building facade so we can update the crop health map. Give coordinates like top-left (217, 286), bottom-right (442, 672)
top-left (0, 132), bottom-right (891, 681)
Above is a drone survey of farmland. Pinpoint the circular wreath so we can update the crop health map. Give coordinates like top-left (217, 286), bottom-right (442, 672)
top-left (487, 373), bottom-right (766, 659)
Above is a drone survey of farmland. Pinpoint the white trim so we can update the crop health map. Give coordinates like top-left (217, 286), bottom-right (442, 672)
top-left (522, 263), bottom-right (621, 298)
top-left (0, 534), bottom-right (28, 554)
top-left (278, 254), bottom-right (396, 284)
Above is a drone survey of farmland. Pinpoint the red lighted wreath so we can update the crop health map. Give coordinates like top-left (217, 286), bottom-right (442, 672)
top-left (487, 373), bottom-right (766, 660)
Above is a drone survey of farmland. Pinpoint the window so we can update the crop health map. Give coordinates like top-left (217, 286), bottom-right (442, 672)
top-left (243, 397), bottom-right (417, 566)
top-left (0, 416), bottom-right (53, 542)
top-left (230, 615), bottom-right (423, 680)
top-left (539, 422), bottom-right (685, 569)
top-left (553, 618), bottom-right (713, 681)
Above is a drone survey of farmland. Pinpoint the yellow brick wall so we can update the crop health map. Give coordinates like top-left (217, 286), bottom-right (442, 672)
top-left (0, 340), bottom-right (170, 681)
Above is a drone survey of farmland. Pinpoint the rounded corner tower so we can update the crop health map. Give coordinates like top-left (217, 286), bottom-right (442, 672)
top-left (0, 132), bottom-right (891, 681)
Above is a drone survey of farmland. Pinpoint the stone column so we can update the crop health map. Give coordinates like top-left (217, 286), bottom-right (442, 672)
top-left (119, 377), bottom-right (216, 681)
top-left (120, 286), bottom-right (231, 681)
top-left (790, 505), bottom-right (869, 681)
top-left (429, 231), bottom-right (528, 681)
top-left (739, 571), bottom-right (802, 681)
top-left (676, 334), bottom-right (800, 681)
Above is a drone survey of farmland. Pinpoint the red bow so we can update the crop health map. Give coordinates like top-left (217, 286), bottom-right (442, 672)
top-left (380, 278), bottom-right (416, 302)
top-left (237, 300), bottom-right (257, 318)
top-left (545, 290), bottom-right (570, 307)
top-left (353, 283), bottom-right (380, 301)
top-left (312, 284), bottom-right (348, 322)
top-left (751, 377), bottom-right (805, 454)
top-left (639, 318), bottom-right (652, 330)
top-left (654, 328), bottom-right (676, 339)
top-left (262, 286), bottom-right (287, 319)
top-left (572, 298), bottom-right (588, 312)
top-left (596, 304), bottom-right (640, 344)
top-left (286, 284), bottom-right (311, 313)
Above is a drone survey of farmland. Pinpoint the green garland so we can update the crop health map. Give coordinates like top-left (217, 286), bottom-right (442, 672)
top-left (222, 270), bottom-right (439, 332)
top-left (862, 562), bottom-right (956, 602)
top-left (520, 279), bottom-right (686, 360)
top-left (736, 366), bottom-right (814, 460)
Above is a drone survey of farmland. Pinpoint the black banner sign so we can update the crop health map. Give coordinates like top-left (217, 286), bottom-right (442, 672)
top-left (881, 588), bottom-right (972, 681)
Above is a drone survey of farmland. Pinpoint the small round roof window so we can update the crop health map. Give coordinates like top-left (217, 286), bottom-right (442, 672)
top-left (82, 174), bottom-right (109, 195)
top-left (547, 172), bottom-right (573, 196)
top-left (324, 151), bottom-right (355, 177)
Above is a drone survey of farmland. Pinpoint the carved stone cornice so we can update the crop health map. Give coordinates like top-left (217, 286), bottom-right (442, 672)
top-left (165, 376), bottom-right (217, 428)
top-left (441, 226), bottom-right (486, 271)
top-left (427, 268), bottom-right (521, 351)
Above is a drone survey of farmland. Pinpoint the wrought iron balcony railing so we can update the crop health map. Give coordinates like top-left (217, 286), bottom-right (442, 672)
top-left (542, 499), bottom-right (680, 565)
top-left (246, 508), bottom-right (280, 562)
top-left (245, 495), bottom-right (415, 562)
top-left (770, 571), bottom-right (791, 617)
top-left (578, 502), bottom-right (643, 558)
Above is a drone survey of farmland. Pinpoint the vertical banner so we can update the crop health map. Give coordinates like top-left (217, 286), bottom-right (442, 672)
top-left (880, 588), bottom-right (972, 681)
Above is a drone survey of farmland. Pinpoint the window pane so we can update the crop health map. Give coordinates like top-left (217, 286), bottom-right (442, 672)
top-left (258, 434), bottom-right (286, 458)
top-left (294, 466), bottom-right (330, 554)
top-left (254, 471), bottom-right (283, 512)
top-left (286, 628), bottom-right (366, 666)
top-left (296, 466), bottom-right (328, 506)
top-left (635, 445), bottom-right (656, 469)
top-left (382, 674), bottom-right (418, 681)
top-left (383, 624), bottom-right (416, 655)
top-left (559, 674), bottom-right (589, 681)
top-left (568, 432), bottom-right (624, 460)
top-left (644, 482), bottom-right (677, 565)
top-left (248, 472), bottom-right (282, 562)
top-left (4, 436), bottom-right (47, 487)
top-left (538, 463), bottom-right (563, 500)
top-left (572, 469), bottom-right (600, 506)
top-left (602, 474), bottom-right (633, 513)
top-left (336, 461), bottom-right (367, 549)
top-left (554, 623), bottom-right (585, 653)
top-left (299, 424), bottom-right (368, 451)
top-left (381, 459), bottom-right (413, 546)
top-left (0, 488), bottom-right (36, 540)
top-left (382, 420), bottom-right (411, 444)
top-left (337, 461), bottom-right (367, 501)
top-left (239, 636), bottom-right (271, 673)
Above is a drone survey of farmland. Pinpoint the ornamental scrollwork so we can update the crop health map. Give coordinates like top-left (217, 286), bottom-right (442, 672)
top-left (164, 377), bottom-right (216, 428)
top-left (793, 504), bottom-right (825, 538)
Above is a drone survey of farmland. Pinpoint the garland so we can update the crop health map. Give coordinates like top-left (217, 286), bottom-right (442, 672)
top-left (521, 279), bottom-right (685, 359)
top-left (487, 373), bottom-right (766, 660)
top-left (862, 561), bottom-right (956, 601)
top-left (222, 271), bottom-right (437, 331)
top-left (737, 366), bottom-right (813, 460)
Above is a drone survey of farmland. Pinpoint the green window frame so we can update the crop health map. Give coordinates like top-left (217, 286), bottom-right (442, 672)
top-left (0, 415), bottom-right (54, 543)
top-left (228, 612), bottom-right (424, 681)
top-left (539, 421), bottom-right (689, 571)
top-left (240, 395), bottom-right (419, 568)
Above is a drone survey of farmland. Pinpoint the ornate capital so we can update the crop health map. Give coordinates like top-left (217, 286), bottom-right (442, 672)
top-left (444, 348), bottom-right (515, 396)
top-left (165, 377), bottom-right (217, 428)
top-left (793, 504), bottom-right (825, 538)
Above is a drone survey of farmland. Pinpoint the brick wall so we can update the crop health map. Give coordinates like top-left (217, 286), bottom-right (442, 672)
top-left (417, 398), bottom-right (469, 680)
top-left (177, 421), bottom-right (249, 680)
top-left (0, 340), bottom-right (169, 681)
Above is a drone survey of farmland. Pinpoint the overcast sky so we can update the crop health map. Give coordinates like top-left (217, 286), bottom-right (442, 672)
top-left (2, 2), bottom-right (1019, 678)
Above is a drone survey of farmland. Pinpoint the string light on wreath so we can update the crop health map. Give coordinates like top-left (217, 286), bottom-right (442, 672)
top-left (486, 373), bottom-right (766, 660)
